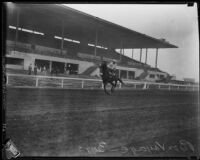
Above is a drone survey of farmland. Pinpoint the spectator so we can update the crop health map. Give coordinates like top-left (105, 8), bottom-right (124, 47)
top-left (34, 65), bottom-right (37, 75)
top-left (64, 65), bottom-right (67, 73)
top-left (55, 67), bottom-right (59, 76)
top-left (66, 69), bottom-right (69, 75)
top-left (28, 64), bottom-right (32, 75)
top-left (41, 66), bottom-right (44, 72)
top-left (37, 67), bottom-right (40, 72)
top-left (43, 66), bottom-right (46, 75)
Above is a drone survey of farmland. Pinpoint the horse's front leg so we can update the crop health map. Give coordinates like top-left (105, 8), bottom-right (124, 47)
top-left (114, 79), bottom-right (117, 87)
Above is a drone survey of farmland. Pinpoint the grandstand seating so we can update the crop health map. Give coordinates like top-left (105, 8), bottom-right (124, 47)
top-left (81, 66), bottom-right (99, 75)
top-left (7, 40), bottom-right (101, 64)
top-left (6, 40), bottom-right (149, 71)
top-left (135, 68), bottom-right (149, 80)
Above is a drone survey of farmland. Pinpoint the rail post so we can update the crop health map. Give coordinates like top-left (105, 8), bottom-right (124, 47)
top-left (61, 79), bottom-right (64, 88)
top-left (143, 82), bottom-right (147, 90)
top-left (36, 77), bottom-right (38, 87)
top-left (119, 83), bottom-right (122, 89)
top-left (81, 80), bottom-right (84, 89)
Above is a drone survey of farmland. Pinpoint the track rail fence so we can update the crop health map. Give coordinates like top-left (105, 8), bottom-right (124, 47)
top-left (6, 73), bottom-right (199, 91)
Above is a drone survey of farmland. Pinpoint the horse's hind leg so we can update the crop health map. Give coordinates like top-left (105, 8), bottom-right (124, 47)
top-left (111, 85), bottom-right (115, 93)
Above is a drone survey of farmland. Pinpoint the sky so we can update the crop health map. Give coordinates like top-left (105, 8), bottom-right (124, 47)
top-left (64, 3), bottom-right (199, 82)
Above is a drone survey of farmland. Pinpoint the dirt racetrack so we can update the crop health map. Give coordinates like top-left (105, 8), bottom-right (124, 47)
top-left (5, 88), bottom-right (199, 157)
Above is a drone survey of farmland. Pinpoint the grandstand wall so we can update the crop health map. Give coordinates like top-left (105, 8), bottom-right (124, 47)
top-left (6, 50), bottom-right (95, 74)
top-left (6, 49), bottom-right (153, 80)
top-left (146, 70), bottom-right (167, 82)
top-left (5, 46), bottom-right (168, 81)
top-left (90, 67), bottom-right (101, 77)
top-left (117, 66), bottom-right (144, 78)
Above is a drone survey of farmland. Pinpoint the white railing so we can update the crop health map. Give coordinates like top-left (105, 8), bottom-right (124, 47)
top-left (6, 73), bottom-right (199, 91)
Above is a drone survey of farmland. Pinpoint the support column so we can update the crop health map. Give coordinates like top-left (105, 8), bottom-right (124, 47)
top-left (61, 22), bottom-right (64, 55)
top-left (155, 48), bottom-right (158, 68)
top-left (49, 61), bottom-right (52, 73)
top-left (132, 49), bottom-right (134, 59)
top-left (31, 29), bottom-right (35, 50)
top-left (64, 63), bottom-right (66, 73)
top-left (140, 48), bottom-right (142, 62)
top-left (94, 29), bottom-right (98, 56)
top-left (145, 48), bottom-right (148, 64)
top-left (31, 13), bottom-right (36, 50)
top-left (120, 41), bottom-right (123, 61)
top-left (14, 9), bottom-right (20, 51)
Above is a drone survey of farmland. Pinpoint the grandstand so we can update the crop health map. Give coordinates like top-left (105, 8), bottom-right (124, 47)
top-left (5, 3), bottom-right (179, 83)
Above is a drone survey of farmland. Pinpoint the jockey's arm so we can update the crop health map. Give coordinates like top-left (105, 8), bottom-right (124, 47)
top-left (107, 63), bottom-right (112, 69)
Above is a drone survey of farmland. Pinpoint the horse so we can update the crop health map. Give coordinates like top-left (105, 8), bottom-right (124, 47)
top-left (100, 62), bottom-right (124, 95)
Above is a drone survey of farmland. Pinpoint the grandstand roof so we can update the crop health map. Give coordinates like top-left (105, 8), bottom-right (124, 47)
top-left (7, 3), bottom-right (178, 49)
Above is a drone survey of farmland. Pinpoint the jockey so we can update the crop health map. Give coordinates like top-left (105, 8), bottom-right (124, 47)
top-left (107, 60), bottom-right (117, 77)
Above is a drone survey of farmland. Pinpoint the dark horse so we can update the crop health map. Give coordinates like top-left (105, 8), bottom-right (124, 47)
top-left (100, 61), bottom-right (124, 95)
